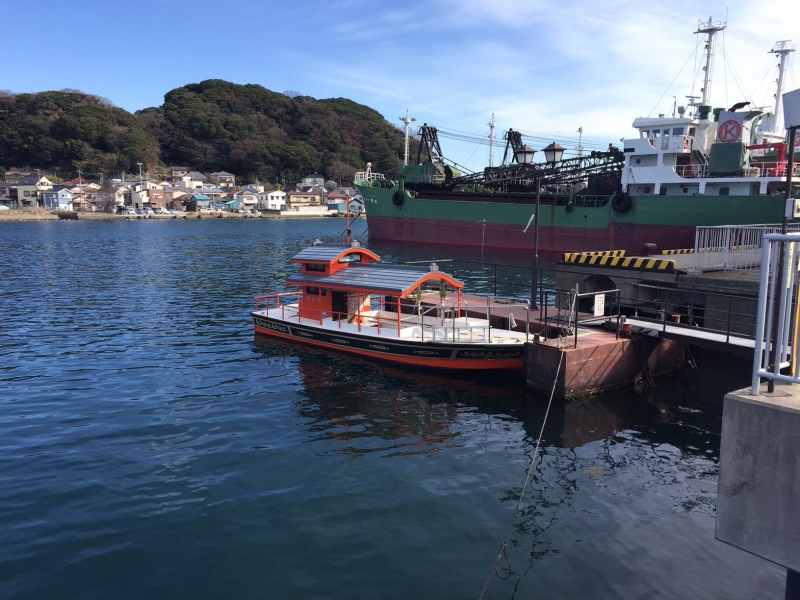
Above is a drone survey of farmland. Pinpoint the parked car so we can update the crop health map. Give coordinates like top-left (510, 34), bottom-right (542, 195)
top-left (169, 209), bottom-right (183, 215)
top-left (135, 208), bottom-right (144, 215)
top-left (0, 205), bottom-right (10, 211)
top-left (143, 207), bottom-right (154, 215)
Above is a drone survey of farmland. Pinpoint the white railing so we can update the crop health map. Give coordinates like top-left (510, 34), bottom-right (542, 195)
top-left (674, 164), bottom-right (707, 179)
top-left (354, 171), bottom-right (385, 181)
top-left (752, 233), bottom-right (800, 393)
top-left (692, 224), bottom-right (800, 271)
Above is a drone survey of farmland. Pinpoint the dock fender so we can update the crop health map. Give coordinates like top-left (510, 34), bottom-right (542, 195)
top-left (611, 192), bottom-right (632, 213)
top-left (392, 191), bottom-right (405, 206)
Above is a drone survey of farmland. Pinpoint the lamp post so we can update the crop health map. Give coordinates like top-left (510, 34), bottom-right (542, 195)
top-left (530, 142), bottom-right (565, 311)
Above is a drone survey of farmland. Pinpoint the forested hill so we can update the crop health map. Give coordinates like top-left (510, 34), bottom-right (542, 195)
top-left (0, 81), bottom-right (410, 182)
top-left (0, 91), bottom-right (161, 175)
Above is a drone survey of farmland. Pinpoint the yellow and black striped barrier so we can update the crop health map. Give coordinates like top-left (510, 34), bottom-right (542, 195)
top-left (561, 254), bottom-right (677, 272)
top-left (662, 248), bottom-right (694, 255)
top-left (562, 250), bottom-right (626, 262)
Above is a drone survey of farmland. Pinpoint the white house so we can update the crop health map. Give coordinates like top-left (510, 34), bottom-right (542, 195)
top-left (258, 190), bottom-right (287, 210)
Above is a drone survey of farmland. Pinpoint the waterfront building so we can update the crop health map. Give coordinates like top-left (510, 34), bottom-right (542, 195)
top-left (15, 175), bottom-right (53, 208)
top-left (40, 186), bottom-right (73, 211)
top-left (258, 190), bottom-right (286, 210)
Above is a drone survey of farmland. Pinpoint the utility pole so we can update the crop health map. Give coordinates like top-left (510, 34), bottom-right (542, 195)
top-left (695, 17), bottom-right (726, 106)
top-left (399, 109), bottom-right (416, 166)
top-left (576, 127), bottom-right (584, 158)
top-left (487, 113), bottom-right (496, 167)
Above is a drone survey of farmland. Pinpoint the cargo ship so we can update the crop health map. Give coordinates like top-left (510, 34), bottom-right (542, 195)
top-left (354, 19), bottom-right (799, 254)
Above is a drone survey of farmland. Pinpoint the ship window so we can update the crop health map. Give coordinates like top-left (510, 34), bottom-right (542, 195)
top-left (719, 187), bottom-right (730, 196)
top-left (306, 286), bottom-right (320, 295)
top-left (641, 130), bottom-right (650, 138)
top-left (305, 263), bottom-right (325, 272)
top-left (643, 186), bottom-right (651, 194)
top-left (636, 158), bottom-right (641, 164)
top-left (673, 127), bottom-right (685, 135)
top-left (683, 187), bottom-right (689, 193)
top-left (689, 127), bottom-right (696, 136)
top-left (338, 254), bottom-right (361, 263)
top-left (659, 186), bottom-right (667, 195)
top-left (652, 130), bottom-right (660, 137)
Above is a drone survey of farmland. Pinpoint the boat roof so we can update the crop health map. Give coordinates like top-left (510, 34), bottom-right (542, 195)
top-left (285, 263), bottom-right (464, 295)
top-left (290, 243), bottom-right (380, 264)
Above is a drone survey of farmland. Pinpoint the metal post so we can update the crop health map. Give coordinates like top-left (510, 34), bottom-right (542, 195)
top-left (767, 133), bottom-right (796, 392)
top-left (531, 176), bottom-right (541, 309)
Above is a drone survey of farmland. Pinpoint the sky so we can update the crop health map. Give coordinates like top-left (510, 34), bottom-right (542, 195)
top-left (3, 0), bottom-right (799, 172)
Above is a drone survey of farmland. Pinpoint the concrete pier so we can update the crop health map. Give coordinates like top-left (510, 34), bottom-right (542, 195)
top-left (716, 383), bottom-right (800, 596)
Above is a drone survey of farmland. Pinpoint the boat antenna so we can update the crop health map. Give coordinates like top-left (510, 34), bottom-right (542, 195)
top-left (769, 40), bottom-right (797, 133)
top-left (576, 127), bottom-right (584, 158)
top-left (695, 16), bottom-right (727, 106)
top-left (399, 109), bottom-right (416, 165)
top-left (487, 113), bottom-right (496, 167)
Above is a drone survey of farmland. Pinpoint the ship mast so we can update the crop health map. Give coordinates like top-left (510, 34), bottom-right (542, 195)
top-left (399, 109), bottom-right (416, 166)
top-left (695, 17), bottom-right (726, 106)
top-left (576, 127), bottom-right (584, 158)
top-left (769, 40), bottom-right (797, 133)
top-left (487, 113), bottom-right (496, 167)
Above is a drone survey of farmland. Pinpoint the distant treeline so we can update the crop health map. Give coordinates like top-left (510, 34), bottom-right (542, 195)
top-left (0, 80), bottom-right (415, 183)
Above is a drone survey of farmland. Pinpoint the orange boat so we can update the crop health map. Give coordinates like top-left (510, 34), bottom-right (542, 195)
top-left (251, 242), bottom-right (530, 370)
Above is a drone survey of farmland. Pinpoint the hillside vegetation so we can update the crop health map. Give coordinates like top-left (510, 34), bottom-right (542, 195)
top-left (1, 81), bottom-right (411, 183)
top-left (0, 91), bottom-right (161, 175)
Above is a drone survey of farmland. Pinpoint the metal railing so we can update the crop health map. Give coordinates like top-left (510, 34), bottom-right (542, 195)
top-left (537, 286), bottom-right (622, 347)
top-left (752, 233), bottom-right (800, 393)
top-left (675, 164), bottom-right (708, 179)
top-left (692, 224), bottom-right (800, 271)
top-left (354, 171), bottom-right (385, 181)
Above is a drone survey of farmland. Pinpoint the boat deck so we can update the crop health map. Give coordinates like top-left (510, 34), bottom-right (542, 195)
top-left (254, 305), bottom-right (530, 345)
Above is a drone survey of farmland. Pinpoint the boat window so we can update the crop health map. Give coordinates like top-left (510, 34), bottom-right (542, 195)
top-left (672, 127), bottom-right (685, 135)
top-left (306, 286), bottom-right (320, 295)
top-left (641, 130), bottom-right (650, 138)
top-left (689, 127), bottom-right (696, 137)
top-left (651, 130), bottom-right (660, 138)
top-left (305, 263), bottom-right (325, 272)
top-left (338, 254), bottom-right (361, 263)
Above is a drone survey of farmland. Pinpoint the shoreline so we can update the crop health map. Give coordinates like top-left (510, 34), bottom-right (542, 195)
top-left (0, 211), bottom-right (348, 222)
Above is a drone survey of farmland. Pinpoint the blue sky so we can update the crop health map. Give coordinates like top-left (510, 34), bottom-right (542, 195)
top-left (3, 0), bottom-right (798, 172)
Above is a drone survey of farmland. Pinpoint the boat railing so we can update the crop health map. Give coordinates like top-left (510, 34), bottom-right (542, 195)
top-left (354, 171), bottom-right (385, 182)
top-left (692, 224), bottom-right (800, 271)
top-left (674, 164), bottom-right (708, 179)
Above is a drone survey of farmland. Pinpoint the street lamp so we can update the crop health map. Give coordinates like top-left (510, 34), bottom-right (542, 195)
top-left (514, 145), bottom-right (536, 165)
top-left (531, 142), bottom-right (566, 312)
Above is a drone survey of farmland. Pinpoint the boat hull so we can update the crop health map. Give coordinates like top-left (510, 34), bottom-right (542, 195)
top-left (357, 186), bottom-right (785, 253)
top-left (251, 313), bottom-right (524, 370)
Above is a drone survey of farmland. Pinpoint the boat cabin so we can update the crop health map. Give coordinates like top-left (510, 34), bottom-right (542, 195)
top-left (285, 243), bottom-right (464, 324)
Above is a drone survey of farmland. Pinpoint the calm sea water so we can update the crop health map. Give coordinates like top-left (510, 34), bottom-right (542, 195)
top-left (0, 218), bottom-right (785, 599)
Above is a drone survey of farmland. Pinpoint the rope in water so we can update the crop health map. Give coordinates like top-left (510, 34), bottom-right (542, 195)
top-left (478, 351), bottom-right (565, 600)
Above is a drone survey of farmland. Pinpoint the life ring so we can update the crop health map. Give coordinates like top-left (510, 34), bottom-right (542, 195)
top-left (683, 137), bottom-right (690, 150)
top-left (611, 192), bottom-right (632, 213)
top-left (392, 191), bottom-right (404, 206)
top-left (565, 203), bottom-right (574, 213)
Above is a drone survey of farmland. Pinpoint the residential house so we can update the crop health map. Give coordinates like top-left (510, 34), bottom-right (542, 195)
top-left (40, 186), bottom-right (73, 211)
top-left (178, 171), bottom-right (209, 190)
top-left (284, 185), bottom-right (322, 207)
top-left (194, 186), bottom-right (227, 201)
top-left (206, 171), bottom-right (236, 188)
top-left (258, 190), bottom-right (287, 210)
top-left (129, 181), bottom-right (163, 208)
top-left (15, 176), bottom-right (53, 207)
top-left (232, 189), bottom-right (258, 209)
top-left (0, 183), bottom-right (15, 208)
top-left (170, 166), bottom-right (189, 181)
top-left (302, 173), bottom-right (325, 188)
top-left (86, 186), bottom-right (126, 211)
top-left (168, 193), bottom-right (191, 211)
top-left (191, 193), bottom-right (211, 210)
top-left (323, 190), bottom-right (349, 213)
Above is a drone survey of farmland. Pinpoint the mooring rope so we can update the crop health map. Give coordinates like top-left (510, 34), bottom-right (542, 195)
top-left (478, 351), bottom-right (565, 600)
